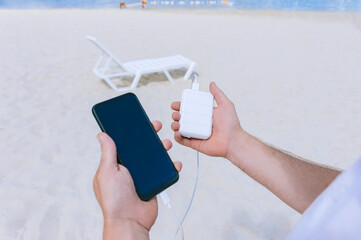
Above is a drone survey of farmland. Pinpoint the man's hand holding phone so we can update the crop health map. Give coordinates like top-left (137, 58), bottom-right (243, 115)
top-left (93, 120), bottom-right (182, 240)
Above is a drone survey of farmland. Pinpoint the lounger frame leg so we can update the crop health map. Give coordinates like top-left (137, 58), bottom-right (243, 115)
top-left (100, 57), bottom-right (112, 76)
top-left (164, 70), bottom-right (174, 83)
top-left (94, 55), bottom-right (103, 72)
top-left (130, 72), bottom-right (142, 90)
top-left (184, 62), bottom-right (196, 80)
top-left (102, 76), bottom-right (119, 92)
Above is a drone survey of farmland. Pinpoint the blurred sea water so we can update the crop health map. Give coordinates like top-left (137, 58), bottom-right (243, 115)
top-left (0, 0), bottom-right (360, 11)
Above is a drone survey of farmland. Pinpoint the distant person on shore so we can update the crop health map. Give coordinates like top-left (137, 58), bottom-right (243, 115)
top-left (93, 82), bottom-right (361, 239)
top-left (141, 0), bottom-right (147, 9)
top-left (119, 1), bottom-right (126, 9)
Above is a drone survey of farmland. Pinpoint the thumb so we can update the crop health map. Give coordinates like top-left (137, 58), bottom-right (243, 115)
top-left (97, 132), bottom-right (118, 170)
top-left (209, 82), bottom-right (230, 106)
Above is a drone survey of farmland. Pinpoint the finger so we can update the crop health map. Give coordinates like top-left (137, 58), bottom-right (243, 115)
top-left (171, 102), bottom-right (180, 111)
top-left (172, 112), bottom-right (180, 121)
top-left (116, 165), bottom-right (136, 185)
top-left (174, 131), bottom-right (201, 150)
top-left (117, 164), bottom-right (131, 175)
top-left (97, 132), bottom-right (118, 170)
top-left (171, 122), bottom-right (180, 131)
top-left (152, 120), bottom-right (162, 132)
top-left (209, 82), bottom-right (230, 106)
top-left (173, 161), bottom-right (183, 172)
top-left (174, 131), bottom-right (191, 146)
top-left (162, 139), bottom-right (172, 151)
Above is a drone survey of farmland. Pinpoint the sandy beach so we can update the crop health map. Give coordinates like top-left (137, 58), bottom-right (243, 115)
top-left (1, 9), bottom-right (361, 239)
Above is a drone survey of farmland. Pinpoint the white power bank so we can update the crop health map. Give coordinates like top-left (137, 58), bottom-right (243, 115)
top-left (179, 89), bottom-right (214, 139)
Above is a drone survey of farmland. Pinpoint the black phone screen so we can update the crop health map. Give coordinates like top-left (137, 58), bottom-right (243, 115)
top-left (92, 93), bottom-right (179, 201)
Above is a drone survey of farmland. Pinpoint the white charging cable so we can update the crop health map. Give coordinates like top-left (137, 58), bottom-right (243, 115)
top-left (159, 191), bottom-right (185, 240)
top-left (159, 73), bottom-right (202, 239)
top-left (159, 150), bottom-right (200, 240)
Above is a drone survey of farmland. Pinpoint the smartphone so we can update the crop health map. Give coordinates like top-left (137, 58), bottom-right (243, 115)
top-left (92, 93), bottom-right (179, 201)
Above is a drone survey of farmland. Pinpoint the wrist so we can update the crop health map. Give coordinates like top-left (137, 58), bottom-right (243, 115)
top-left (225, 130), bottom-right (254, 167)
top-left (103, 218), bottom-right (149, 240)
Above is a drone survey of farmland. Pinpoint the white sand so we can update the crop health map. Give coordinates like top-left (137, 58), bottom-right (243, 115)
top-left (1, 9), bottom-right (361, 239)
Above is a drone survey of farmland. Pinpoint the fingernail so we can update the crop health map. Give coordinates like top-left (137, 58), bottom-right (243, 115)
top-left (97, 134), bottom-right (104, 145)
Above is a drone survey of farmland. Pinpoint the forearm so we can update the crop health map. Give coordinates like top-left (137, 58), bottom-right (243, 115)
top-left (227, 131), bottom-right (342, 213)
top-left (103, 219), bottom-right (149, 240)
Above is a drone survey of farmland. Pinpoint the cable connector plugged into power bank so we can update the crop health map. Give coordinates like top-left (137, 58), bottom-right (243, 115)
top-left (191, 74), bottom-right (200, 91)
top-left (179, 74), bottom-right (214, 140)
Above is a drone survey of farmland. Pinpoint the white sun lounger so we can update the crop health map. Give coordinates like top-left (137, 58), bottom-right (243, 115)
top-left (86, 36), bottom-right (196, 92)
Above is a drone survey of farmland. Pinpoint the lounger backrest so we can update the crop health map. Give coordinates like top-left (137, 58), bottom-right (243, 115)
top-left (86, 36), bottom-right (124, 68)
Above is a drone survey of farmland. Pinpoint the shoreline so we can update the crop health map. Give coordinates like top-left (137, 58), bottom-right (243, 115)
top-left (0, 8), bottom-right (359, 19)
top-left (1, 8), bottom-right (360, 29)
